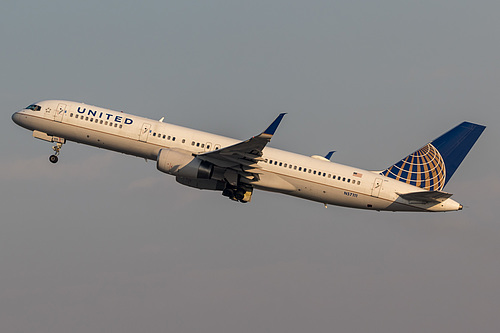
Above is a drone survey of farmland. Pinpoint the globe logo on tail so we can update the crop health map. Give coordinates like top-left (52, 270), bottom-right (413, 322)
top-left (381, 143), bottom-right (446, 191)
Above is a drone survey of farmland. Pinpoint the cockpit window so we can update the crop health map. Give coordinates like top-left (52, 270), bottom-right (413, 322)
top-left (26, 104), bottom-right (41, 111)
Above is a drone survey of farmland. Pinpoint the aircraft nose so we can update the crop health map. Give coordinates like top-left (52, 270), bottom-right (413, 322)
top-left (12, 111), bottom-right (22, 125)
top-left (12, 111), bottom-right (29, 129)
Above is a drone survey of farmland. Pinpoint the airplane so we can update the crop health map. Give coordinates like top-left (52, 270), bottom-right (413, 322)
top-left (12, 100), bottom-right (485, 212)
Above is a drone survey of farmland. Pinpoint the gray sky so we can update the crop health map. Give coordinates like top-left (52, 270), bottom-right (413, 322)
top-left (1, 1), bottom-right (499, 332)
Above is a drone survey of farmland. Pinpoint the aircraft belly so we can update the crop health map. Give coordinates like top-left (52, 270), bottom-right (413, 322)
top-left (252, 171), bottom-right (296, 193)
top-left (71, 129), bottom-right (159, 160)
top-left (267, 174), bottom-right (414, 211)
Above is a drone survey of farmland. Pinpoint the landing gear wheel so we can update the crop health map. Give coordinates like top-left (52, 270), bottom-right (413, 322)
top-left (49, 141), bottom-right (63, 164)
top-left (222, 183), bottom-right (253, 203)
top-left (49, 155), bottom-right (58, 163)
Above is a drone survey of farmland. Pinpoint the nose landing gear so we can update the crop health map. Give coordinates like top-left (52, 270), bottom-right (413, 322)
top-left (49, 142), bottom-right (63, 164)
top-left (32, 131), bottom-right (66, 164)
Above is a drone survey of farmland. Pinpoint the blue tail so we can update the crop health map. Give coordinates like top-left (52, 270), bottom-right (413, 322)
top-left (381, 121), bottom-right (486, 191)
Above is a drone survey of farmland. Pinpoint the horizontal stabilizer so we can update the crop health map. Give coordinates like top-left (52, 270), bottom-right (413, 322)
top-left (398, 190), bottom-right (453, 203)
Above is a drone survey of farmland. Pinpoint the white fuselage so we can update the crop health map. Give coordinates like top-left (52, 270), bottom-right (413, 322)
top-left (12, 100), bottom-right (463, 212)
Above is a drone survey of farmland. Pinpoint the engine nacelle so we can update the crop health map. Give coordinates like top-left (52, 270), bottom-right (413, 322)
top-left (176, 176), bottom-right (225, 191)
top-left (157, 149), bottom-right (213, 179)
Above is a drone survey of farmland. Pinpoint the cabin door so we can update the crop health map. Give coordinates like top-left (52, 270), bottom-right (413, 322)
top-left (55, 103), bottom-right (66, 122)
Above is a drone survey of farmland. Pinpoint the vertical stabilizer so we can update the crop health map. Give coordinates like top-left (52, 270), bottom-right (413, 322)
top-left (381, 121), bottom-right (485, 190)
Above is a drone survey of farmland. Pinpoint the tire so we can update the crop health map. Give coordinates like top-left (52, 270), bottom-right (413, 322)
top-left (49, 155), bottom-right (58, 163)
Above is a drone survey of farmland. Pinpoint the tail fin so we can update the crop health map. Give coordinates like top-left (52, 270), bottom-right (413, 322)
top-left (380, 121), bottom-right (486, 191)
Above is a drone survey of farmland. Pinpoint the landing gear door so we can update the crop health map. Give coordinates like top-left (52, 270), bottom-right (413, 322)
top-left (371, 178), bottom-right (383, 197)
top-left (55, 103), bottom-right (66, 122)
top-left (139, 123), bottom-right (151, 142)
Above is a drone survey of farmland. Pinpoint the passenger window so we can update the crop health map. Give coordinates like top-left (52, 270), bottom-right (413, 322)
top-left (114, 123), bottom-right (118, 127)
top-left (192, 141), bottom-right (195, 146)
top-left (328, 174), bottom-right (331, 178)
top-left (284, 163), bottom-right (287, 168)
top-left (313, 170), bottom-right (316, 175)
top-left (196, 142), bottom-right (200, 147)
top-left (201, 143), bottom-right (205, 148)
top-left (342, 177), bottom-right (346, 181)
top-left (274, 161), bottom-right (278, 165)
top-left (294, 166), bottom-right (297, 170)
top-left (308, 169), bottom-right (312, 173)
top-left (85, 117), bottom-right (89, 121)
top-left (70, 113), bottom-right (73, 117)
top-left (119, 124), bottom-right (123, 128)
top-left (172, 137), bottom-right (176, 141)
top-left (279, 162), bottom-right (282, 166)
top-left (153, 133), bottom-right (156, 137)
top-left (163, 135), bottom-right (166, 139)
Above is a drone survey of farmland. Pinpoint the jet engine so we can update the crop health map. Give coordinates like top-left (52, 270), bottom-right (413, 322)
top-left (157, 148), bottom-right (213, 179)
top-left (157, 148), bottom-right (253, 203)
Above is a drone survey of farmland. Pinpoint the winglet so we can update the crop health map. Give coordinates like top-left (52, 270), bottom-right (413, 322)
top-left (325, 151), bottom-right (336, 161)
top-left (262, 113), bottom-right (287, 136)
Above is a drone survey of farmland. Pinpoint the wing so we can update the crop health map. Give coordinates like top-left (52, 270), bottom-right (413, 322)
top-left (398, 190), bottom-right (453, 203)
top-left (197, 113), bottom-right (286, 175)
